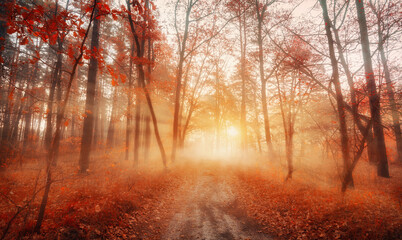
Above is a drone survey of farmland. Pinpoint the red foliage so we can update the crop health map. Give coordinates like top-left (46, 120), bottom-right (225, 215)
top-left (0, 158), bottom-right (182, 239)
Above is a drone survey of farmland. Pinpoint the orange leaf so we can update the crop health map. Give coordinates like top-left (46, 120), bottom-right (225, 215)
top-left (120, 74), bottom-right (126, 83)
top-left (8, 89), bottom-right (14, 100)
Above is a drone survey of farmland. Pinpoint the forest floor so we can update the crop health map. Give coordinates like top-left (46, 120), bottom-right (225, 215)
top-left (0, 152), bottom-right (401, 239)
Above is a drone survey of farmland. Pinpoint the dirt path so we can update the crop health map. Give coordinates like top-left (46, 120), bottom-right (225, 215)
top-left (162, 170), bottom-right (271, 240)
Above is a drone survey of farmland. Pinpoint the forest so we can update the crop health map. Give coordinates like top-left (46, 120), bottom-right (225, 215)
top-left (0, 0), bottom-right (401, 239)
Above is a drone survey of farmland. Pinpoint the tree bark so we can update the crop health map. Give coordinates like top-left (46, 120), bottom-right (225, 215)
top-left (92, 75), bottom-right (102, 149)
top-left (239, 8), bottom-right (247, 151)
top-left (256, 2), bottom-right (274, 155)
top-left (355, 0), bottom-right (389, 177)
top-left (35, 1), bottom-right (97, 230)
top-left (0, 0), bottom-right (13, 60)
top-left (2, 43), bottom-right (20, 142)
top-left (133, 89), bottom-right (141, 166)
top-left (0, 42), bottom-right (19, 168)
top-left (144, 35), bottom-right (152, 161)
top-left (172, 0), bottom-right (192, 162)
top-left (106, 88), bottom-right (117, 148)
top-left (377, 24), bottom-right (401, 162)
top-left (127, 0), bottom-right (167, 168)
top-left (215, 64), bottom-right (220, 151)
top-left (125, 44), bottom-right (134, 160)
top-left (332, 26), bottom-right (377, 164)
top-left (78, 5), bottom-right (100, 173)
top-left (320, 0), bottom-right (353, 188)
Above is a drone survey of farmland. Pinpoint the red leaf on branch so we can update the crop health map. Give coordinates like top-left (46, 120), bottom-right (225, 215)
top-left (49, 33), bottom-right (58, 45)
top-left (67, 45), bottom-right (75, 59)
top-left (7, 27), bottom-right (17, 34)
top-left (120, 74), bottom-right (126, 83)
top-left (20, 37), bottom-right (29, 45)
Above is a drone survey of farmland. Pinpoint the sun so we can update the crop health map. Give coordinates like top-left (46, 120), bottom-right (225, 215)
top-left (227, 126), bottom-right (239, 137)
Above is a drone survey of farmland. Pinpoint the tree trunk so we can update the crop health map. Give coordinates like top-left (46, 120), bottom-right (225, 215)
top-left (378, 25), bottom-right (401, 162)
top-left (172, 2), bottom-right (192, 163)
top-left (320, 0), bottom-right (353, 188)
top-left (256, 10), bottom-right (274, 155)
top-left (2, 43), bottom-right (19, 142)
top-left (125, 44), bottom-right (134, 160)
top-left (261, 80), bottom-right (273, 154)
top-left (172, 57), bottom-right (184, 162)
top-left (0, 0), bottom-right (13, 60)
top-left (144, 115), bottom-right (151, 161)
top-left (36, 106), bottom-right (43, 146)
top-left (127, 0), bottom-right (167, 168)
top-left (239, 10), bottom-right (247, 151)
top-left (144, 41), bottom-right (152, 160)
top-left (98, 78), bottom-right (104, 145)
top-left (71, 113), bottom-right (75, 137)
top-left (106, 88), bottom-right (117, 148)
top-left (252, 74), bottom-right (262, 154)
top-left (138, 64), bottom-right (167, 168)
top-left (332, 26), bottom-right (376, 164)
top-left (133, 91), bottom-right (141, 166)
top-left (92, 78), bottom-right (101, 149)
top-left (178, 57), bottom-right (192, 149)
top-left (215, 65), bottom-right (220, 151)
top-left (34, 0), bottom-right (97, 229)
top-left (355, 0), bottom-right (389, 177)
top-left (10, 86), bottom-right (24, 144)
top-left (285, 132), bottom-right (294, 180)
top-left (0, 42), bottom-right (19, 168)
top-left (23, 96), bottom-right (33, 152)
top-left (181, 102), bottom-right (195, 146)
top-left (44, 49), bottom-right (62, 150)
top-left (78, 6), bottom-right (100, 173)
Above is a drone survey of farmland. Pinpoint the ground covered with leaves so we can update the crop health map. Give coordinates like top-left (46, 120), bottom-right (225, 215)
top-left (232, 161), bottom-right (402, 239)
top-left (1, 155), bottom-right (401, 240)
top-left (0, 151), bottom-right (183, 240)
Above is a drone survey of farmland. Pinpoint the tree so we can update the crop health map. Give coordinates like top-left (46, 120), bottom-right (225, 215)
top-left (319, 0), bottom-right (353, 188)
top-left (172, 0), bottom-right (235, 162)
top-left (0, 0), bottom-right (13, 63)
top-left (35, 0), bottom-right (99, 231)
top-left (254, 0), bottom-right (277, 155)
top-left (78, 0), bottom-right (101, 173)
top-left (238, 0), bottom-right (248, 151)
top-left (326, 0), bottom-right (377, 165)
top-left (354, 0), bottom-right (389, 177)
top-left (126, 0), bottom-right (167, 168)
top-left (369, 0), bottom-right (402, 162)
top-left (274, 37), bottom-right (314, 180)
top-left (125, 43), bottom-right (134, 160)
